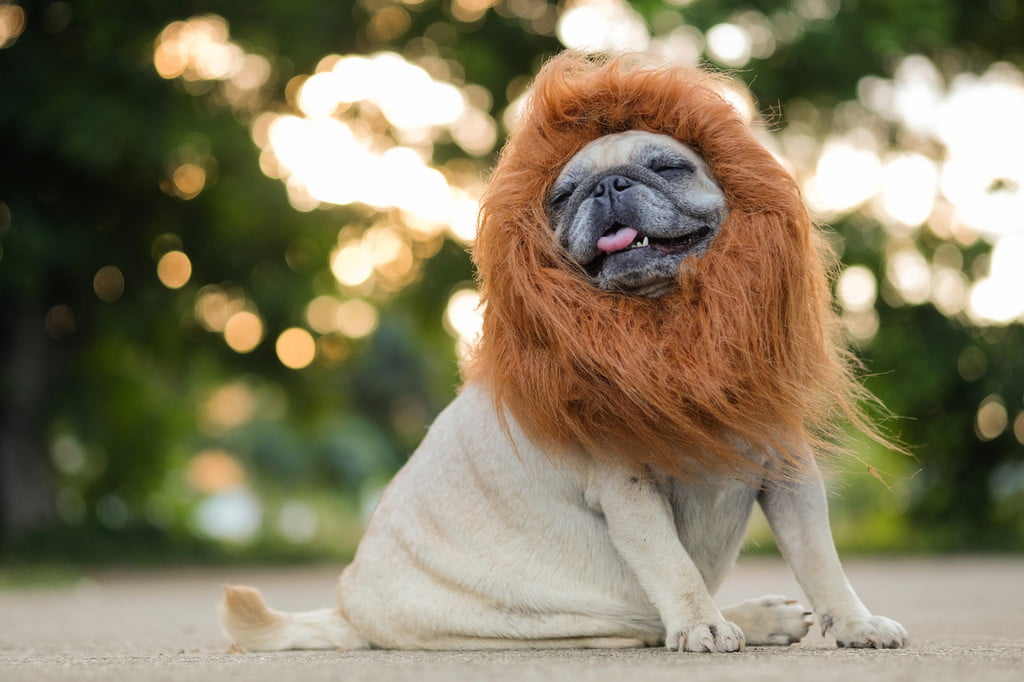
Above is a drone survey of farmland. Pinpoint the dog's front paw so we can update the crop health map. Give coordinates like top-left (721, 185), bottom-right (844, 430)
top-left (667, 619), bottom-right (745, 653)
top-left (723, 595), bottom-right (813, 646)
top-left (823, 614), bottom-right (907, 649)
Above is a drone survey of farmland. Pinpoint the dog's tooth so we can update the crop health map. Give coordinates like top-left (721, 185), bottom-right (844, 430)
top-left (640, 236), bottom-right (649, 246)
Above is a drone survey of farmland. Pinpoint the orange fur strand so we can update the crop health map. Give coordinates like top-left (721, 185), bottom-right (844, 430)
top-left (466, 52), bottom-right (884, 482)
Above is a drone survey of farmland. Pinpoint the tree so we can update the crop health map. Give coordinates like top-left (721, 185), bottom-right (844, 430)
top-left (1, 0), bottom-right (1021, 554)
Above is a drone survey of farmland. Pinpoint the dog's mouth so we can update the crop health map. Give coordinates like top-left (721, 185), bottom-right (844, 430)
top-left (584, 222), bottom-right (714, 277)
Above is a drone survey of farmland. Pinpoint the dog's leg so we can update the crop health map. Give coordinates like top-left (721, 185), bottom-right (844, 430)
top-left (720, 595), bottom-right (812, 645)
top-left (758, 455), bottom-right (908, 649)
top-left (590, 465), bottom-right (745, 653)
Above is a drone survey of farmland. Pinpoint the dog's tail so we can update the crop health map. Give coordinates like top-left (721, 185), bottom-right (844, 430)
top-left (220, 585), bottom-right (369, 651)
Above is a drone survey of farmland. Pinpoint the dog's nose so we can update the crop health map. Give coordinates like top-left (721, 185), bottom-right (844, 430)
top-left (592, 175), bottom-right (632, 198)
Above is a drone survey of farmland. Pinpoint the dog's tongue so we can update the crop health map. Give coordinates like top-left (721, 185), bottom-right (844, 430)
top-left (596, 226), bottom-right (638, 253)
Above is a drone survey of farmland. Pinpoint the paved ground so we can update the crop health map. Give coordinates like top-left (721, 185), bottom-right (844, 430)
top-left (1, 557), bottom-right (1021, 681)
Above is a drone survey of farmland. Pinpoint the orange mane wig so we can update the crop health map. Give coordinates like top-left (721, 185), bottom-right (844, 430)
top-left (466, 52), bottom-right (882, 482)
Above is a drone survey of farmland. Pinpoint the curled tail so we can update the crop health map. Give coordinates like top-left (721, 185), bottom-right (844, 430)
top-left (220, 585), bottom-right (369, 652)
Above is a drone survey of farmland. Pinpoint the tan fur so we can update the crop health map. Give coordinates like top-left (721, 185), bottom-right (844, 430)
top-left (220, 585), bottom-right (367, 651)
top-left (220, 586), bottom-right (283, 643)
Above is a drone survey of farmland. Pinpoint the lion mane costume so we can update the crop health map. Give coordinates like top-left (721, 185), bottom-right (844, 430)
top-left (467, 52), bottom-right (880, 482)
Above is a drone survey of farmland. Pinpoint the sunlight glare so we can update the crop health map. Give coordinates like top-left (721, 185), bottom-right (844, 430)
top-left (154, 15), bottom-right (243, 82)
top-left (199, 382), bottom-right (255, 434)
top-left (336, 299), bottom-right (379, 338)
top-left (332, 56), bottom-right (376, 102)
top-left (242, 49), bottom-right (499, 249)
top-left (936, 65), bottom-right (1024, 235)
top-left (450, 0), bottom-right (498, 24)
top-left (863, 58), bottom-right (1024, 240)
top-left (194, 287), bottom-right (244, 332)
top-left (891, 55), bottom-right (944, 136)
top-left (187, 449), bottom-right (246, 494)
top-left (706, 23), bottom-right (752, 68)
top-left (223, 311), bottom-right (264, 353)
top-left (649, 26), bottom-right (704, 67)
top-left (967, 236), bottom-right (1024, 324)
top-left (837, 265), bottom-right (877, 312)
top-left (879, 154), bottom-right (938, 227)
top-left (445, 288), bottom-right (484, 362)
top-left (194, 487), bottom-right (262, 542)
top-left (298, 72), bottom-right (345, 118)
top-left (172, 163), bottom-right (206, 199)
top-left (364, 225), bottom-right (405, 266)
top-left (0, 3), bottom-right (27, 49)
top-left (331, 244), bottom-right (374, 287)
top-left (557, 0), bottom-right (650, 52)
top-left (842, 309), bottom-right (880, 342)
top-left (976, 395), bottom-right (1008, 441)
top-left (451, 107), bottom-right (498, 157)
top-left (157, 250), bottom-right (193, 289)
top-left (276, 328), bottom-right (317, 369)
top-left (929, 267), bottom-right (968, 317)
top-left (448, 192), bottom-right (480, 244)
top-left (886, 247), bottom-right (930, 305)
top-left (306, 295), bottom-right (342, 334)
top-left (444, 288), bottom-right (483, 343)
top-left (93, 266), bottom-right (125, 303)
top-left (806, 140), bottom-right (882, 214)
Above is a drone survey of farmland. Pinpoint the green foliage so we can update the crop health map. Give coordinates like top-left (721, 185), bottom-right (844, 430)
top-left (1, 0), bottom-right (1022, 561)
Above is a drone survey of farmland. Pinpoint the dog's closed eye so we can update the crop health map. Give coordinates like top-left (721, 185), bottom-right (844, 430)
top-left (650, 161), bottom-right (695, 177)
top-left (549, 186), bottom-right (574, 210)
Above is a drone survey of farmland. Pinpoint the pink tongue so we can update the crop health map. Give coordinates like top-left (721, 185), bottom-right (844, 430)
top-left (596, 226), bottom-right (639, 253)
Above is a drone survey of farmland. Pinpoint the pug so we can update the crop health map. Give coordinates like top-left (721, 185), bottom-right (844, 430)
top-left (550, 130), bottom-right (726, 297)
top-left (220, 130), bottom-right (907, 654)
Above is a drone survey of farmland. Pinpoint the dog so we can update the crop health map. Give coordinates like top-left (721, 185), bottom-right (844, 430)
top-left (220, 53), bottom-right (907, 653)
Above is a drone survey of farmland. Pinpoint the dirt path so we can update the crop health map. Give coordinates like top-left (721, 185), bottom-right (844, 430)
top-left (2, 557), bottom-right (1021, 681)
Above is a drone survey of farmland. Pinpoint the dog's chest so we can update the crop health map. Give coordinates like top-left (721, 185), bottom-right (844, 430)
top-left (667, 478), bottom-right (760, 593)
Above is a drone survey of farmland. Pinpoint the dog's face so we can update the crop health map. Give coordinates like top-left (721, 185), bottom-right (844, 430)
top-left (549, 131), bottom-right (727, 297)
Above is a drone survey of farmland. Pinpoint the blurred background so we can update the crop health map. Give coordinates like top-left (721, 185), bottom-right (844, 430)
top-left (1, 0), bottom-right (1022, 572)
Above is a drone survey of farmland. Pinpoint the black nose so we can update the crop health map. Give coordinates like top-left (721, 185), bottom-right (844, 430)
top-left (592, 175), bottom-right (632, 198)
